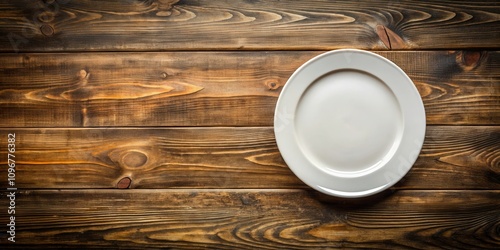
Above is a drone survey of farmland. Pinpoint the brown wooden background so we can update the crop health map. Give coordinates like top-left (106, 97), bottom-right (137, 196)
top-left (0, 0), bottom-right (499, 249)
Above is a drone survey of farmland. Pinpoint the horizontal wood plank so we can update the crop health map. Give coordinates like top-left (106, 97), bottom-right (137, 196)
top-left (0, 189), bottom-right (498, 249)
top-left (0, 126), bottom-right (498, 189)
top-left (0, 0), bottom-right (499, 52)
top-left (0, 51), bottom-right (498, 127)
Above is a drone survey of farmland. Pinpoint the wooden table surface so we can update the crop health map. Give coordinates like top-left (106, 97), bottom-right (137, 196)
top-left (0, 0), bottom-right (499, 249)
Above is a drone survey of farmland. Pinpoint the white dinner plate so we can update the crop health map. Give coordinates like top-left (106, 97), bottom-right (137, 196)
top-left (274, 49), bottom-right (426, 198)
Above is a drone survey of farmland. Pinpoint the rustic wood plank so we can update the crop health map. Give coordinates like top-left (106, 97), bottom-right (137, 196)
top-left (0, 51), bottom-right (498, 127)
top-left (0, 126), bottom-right (498, 189)
top-left (0, 189), bottom-right (498, 249)
top-left (0, 0), bottom-right (499, 52)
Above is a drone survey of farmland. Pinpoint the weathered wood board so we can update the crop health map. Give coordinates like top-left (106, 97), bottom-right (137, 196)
top-left (0, 0), bottom-right (499, 52)
top-left (1, 51), bottom-right (498, 127)
top-left (0, 126), bottom-right (498, 189)
top-left (0, 190), bottom-right (498, 249)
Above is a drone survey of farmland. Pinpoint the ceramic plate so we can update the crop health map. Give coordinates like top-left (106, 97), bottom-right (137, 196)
top-left (274, 49), bottom-right (426, 198)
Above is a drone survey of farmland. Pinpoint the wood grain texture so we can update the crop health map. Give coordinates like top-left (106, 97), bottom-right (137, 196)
top-left (0, 0), bottom-right (499, 52)
top-left (0, 126), bottom-right (498, 189)
top-left (0, 51), bottom-right (498, 127)
top-left (0, 1), bottom-right (498, 249)
top-left (0, 189), bottom-right (498, 249)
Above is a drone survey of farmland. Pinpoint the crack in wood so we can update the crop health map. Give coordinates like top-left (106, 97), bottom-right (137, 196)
top-left (375, 25), bottom-right (407, 50)
top-left (375, 25), bottom-right (391, 49)
top-left (383, 26), bottom-right (392, 49)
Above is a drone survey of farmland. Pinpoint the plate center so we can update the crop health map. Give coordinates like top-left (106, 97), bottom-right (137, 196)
top-left (295, 69), bottom-right (403, 175)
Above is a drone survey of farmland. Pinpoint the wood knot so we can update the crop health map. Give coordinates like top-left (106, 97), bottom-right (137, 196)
top-left (122, 151), bottom-right (148, 168)
top-left (117, 177), bottom-right (132, 189)
top-left (161, 69), bottom-right (177, 78)
top-left (457, 51), bottom-right (485, 71)
top-left (156, 0), bottom-right (180, 16)
top-left (265, 79), bottom-right (281, 90)
top-left (158, 0), bottom-right (180, 9)
top-left (79, 69), bottom-right (88, 79)
top-left (40, 24), bottom-right (54, 37)
top-left (240, 194), bottom-right (257, 205)
top-left (38, 12), bottom-right (55, 23)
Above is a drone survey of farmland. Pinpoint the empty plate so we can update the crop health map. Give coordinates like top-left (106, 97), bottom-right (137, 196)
top-left (274, 49), bottom-right (426, 198)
